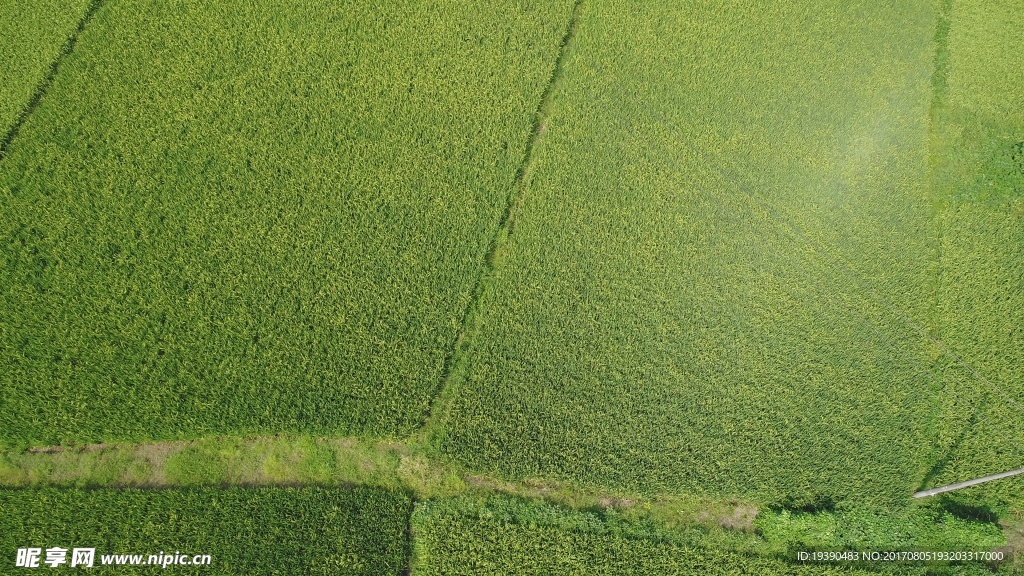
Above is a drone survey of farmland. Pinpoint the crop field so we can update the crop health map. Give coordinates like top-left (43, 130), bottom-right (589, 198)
top-left (1, 0), bottom-right (1023, 571)
top-left (431, 0), bottom-right (946, 508)
top-left (411, 497), bottom-right (1004, 575)
top-left (926, 0), bottom-right (1024, 507)
top-left (0, 0), bottom-right (90, 136)
top-left (0, 486), bottom-right (412, 574)
top-left (0, 0), bottom-right (575, 444)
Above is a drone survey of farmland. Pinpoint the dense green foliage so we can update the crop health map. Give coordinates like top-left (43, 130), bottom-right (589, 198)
top-left (433, 0), bottom-right (944, 508)
top-left (0, 0), bottom-right (89, 137)
top-left (925, 0), bottom-right (1024, 507)
top-left (412, 496), bottom-right (1003, 575)
top-left (0, 486), bottom-right (411, 574)
top-left (0, 0), bottom-right (575, 444)
top-left (756, 506), bottom-right (1004, 553)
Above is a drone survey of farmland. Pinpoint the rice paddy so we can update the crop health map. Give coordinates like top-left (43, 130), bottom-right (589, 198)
top-left (1, 0), bottom-right (1022, 571)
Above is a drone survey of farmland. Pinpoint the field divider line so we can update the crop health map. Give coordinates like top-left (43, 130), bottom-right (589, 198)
top-left (0, 0), bottom-right (108, 161)
top-left (501, 0), bottom-right (584, 241)
top-left (411, 0), bottom-right (586, 439)
top-left (925, 0), bottom-right (953, 385)
top-left (927, 0), bottom-right (954, 132)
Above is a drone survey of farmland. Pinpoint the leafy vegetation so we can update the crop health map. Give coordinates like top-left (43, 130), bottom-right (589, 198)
top-left (0, 486), bottom-right (411, 574)
top-left (0, 0), bottom-right (89, 138)
top-left (411, 496), bottom-right (1005, 575)
top-left (431, 0), bottom-right (944, 508)
top-left (0, 436), bottom-right (406, 489)
top-left (0, 0), bottom-right (575, 445)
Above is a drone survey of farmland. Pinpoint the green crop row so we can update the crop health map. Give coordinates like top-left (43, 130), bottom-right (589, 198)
top-left (430, 0), bottom-right (944, 509)
top-left (0, 0), bottom-right (90, 137)
top-left (0, 486), bottom-right (411, 574)
top-left (0, 0), bottom-right (575, 445)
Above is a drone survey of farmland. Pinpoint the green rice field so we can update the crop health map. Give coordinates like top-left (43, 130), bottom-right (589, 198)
top-left (0, 0), bottom-right (91, 137)
top-left (411, 497), bottom-right (1004, 575)
top-left (431, 0), bottom-right (943, 508)
top-left (1, 0), bottom-right (1022, 572)
top-left (0, 0), bottom-right (575, 443)
top-left (0, 486), bottom-right (411, 574)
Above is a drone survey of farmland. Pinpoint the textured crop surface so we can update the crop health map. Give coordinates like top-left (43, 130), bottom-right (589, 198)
top-left (0, 0), bottom-right (575, 444)
top-left (432, 0), bottom-right (945, 508)
top-left (925, 0), bottom-right (1024, 506)
top-left (0, 486), bottom-right (411, 575)
top-left (410, 497), bottom-right (1003, 575)
top-left (0, 0), bottom-right (90, 137)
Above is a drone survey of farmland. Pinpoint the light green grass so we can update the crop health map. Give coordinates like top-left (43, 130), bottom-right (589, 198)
top-left (2, 0), bottom-right (1022, 567)
top-left (0, 0), bottom-right (575, 444)
top-left (0, 0), bottom-right (90, 137)
top-left (0, 486), bottom-right (411, 574)
top-left (431, 0), bottom-right (942, 508)
top-left (0, 435), bottom-right (732, 514)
